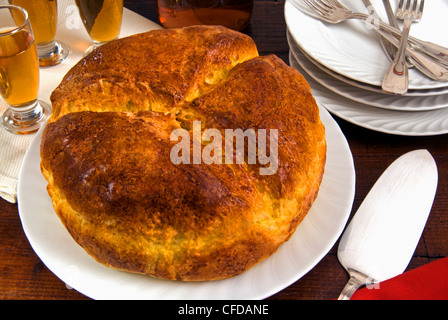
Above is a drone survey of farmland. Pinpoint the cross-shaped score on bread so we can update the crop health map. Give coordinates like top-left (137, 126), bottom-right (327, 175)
top-left (40, 25), bottom-right (326, 281)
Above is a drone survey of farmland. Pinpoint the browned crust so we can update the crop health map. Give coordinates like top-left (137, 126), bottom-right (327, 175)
top-left (40, 26), bottom-right (326, 281)
top-left (49, 25), bottom-right (259, 122)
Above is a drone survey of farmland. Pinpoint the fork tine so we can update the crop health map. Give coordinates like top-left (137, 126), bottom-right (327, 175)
top-left (325, 0), bottom-right (344, 9)
top-left (396, 0), bottom-right (407, 17)
top-left (302, 0), bottom-right (323, 15)
top-left (397, 0), bottom-right (422, 19)
top-left (311, 0), bottom-right (333, 11)
top-left (303, 0), bottom-right (330, 16)
top-left (408, 0), bottom-right (424, 20)
top-left (418, 0), bottom-right (425, 17)
top-left (412, 0), bottom-right (417, 13)
top-left (316, 0), bottom-right (333, 6)
top-left (404, 0), bottom-right (411, 13)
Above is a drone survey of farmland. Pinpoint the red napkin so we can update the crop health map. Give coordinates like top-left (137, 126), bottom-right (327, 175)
top-left (351, 257), bottom-right (448, 300)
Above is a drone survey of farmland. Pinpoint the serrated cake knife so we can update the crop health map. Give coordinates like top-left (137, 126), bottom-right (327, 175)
top-left (337, 149), bottom-right (438, 300)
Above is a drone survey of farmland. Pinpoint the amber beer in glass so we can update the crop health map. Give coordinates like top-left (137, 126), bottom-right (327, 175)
top-left (0, 5), bottom-right (51, 134)
top-left (157, 0), bottom-right (254, 31)
top-left (75, 0), bottom-right (123, 46)
top-left (9, 0), bottom-right (69, 67)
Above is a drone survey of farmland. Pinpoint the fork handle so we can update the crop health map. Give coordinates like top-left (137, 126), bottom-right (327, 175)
top-left (351, 12), bottom-right (448, 65)
top-left (414, 40), bottom-right (448, 64)
top-left (382, 18), bottom-right (412, 94)
top-left (372, 22), bottom-right (448, 81)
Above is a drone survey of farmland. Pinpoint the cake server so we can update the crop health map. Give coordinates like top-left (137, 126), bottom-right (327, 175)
top-left (337, 149), bottom-right (438, 300)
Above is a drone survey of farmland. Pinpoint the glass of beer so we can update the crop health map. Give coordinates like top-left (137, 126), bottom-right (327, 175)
top-left (75, 0), bottom-right (123, 55)
top-left (0, 5), bottom-right (51, 134)
top-left (9, 0), bottom-right (69, 67)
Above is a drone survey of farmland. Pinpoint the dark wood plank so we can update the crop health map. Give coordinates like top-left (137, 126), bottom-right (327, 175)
top-left (0, 0), bottom-right (447, 301)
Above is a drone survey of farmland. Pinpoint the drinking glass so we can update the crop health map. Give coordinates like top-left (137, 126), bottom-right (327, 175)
top-left (75, 0), bottom-right (123, 55)
top-left (0, 5), bottom-right (51, 134)
top-left (9, 0), bottom-right (69, 67)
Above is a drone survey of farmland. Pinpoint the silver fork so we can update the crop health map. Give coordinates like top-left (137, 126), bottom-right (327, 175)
top-left (362, 0), bottom-right (398, 64)
top-left (291, 0), bottom-right (448, 83)
top-left (289, 0), bottom-right (448, 66)
top-left (382, 0), bottom-right (424, 94)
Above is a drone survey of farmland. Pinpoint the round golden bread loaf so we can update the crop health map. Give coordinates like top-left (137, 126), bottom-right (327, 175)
top-left (40, 25), bottom-right (326, 281)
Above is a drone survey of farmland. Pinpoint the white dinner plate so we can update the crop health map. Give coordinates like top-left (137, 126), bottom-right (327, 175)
top-left (287, 27), bottom-right (448, 98)
top-left (16, 0), bottom-right (355, 300)
top-left (18, 104), bottom-right (355, 300)
top-left (290, 52), bottom-right (448, 136)
top-left (287, 30), bottom-right (448, 111)
top-left (285, 0), bottom-right (448, 90)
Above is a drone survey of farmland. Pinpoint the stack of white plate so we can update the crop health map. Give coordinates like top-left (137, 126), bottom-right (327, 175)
top-left (285, 0), bottom-right (448, 136)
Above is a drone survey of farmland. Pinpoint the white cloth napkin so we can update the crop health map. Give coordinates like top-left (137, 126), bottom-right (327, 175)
top-left (0, 102), bottom-right (36, 203)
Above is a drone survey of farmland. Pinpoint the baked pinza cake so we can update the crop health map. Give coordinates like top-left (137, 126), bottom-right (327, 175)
top-left (40, 25), bottom-right (326, 281)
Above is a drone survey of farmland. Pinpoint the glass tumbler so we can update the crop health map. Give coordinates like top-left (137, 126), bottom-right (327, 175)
top-left (0, 5), bottom-right (51, 134)
top-left (75, 0), bottom-right (123, 55)
top-left (9, 0), bottom-right (69, 67)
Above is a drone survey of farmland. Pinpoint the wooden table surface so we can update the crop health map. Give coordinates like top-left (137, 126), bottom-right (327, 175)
top-left (1, 0), bottom-right (447, 300)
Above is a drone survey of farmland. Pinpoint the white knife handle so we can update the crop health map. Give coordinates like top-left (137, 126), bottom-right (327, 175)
top-left (338, 269), bottom-right (373, 300)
